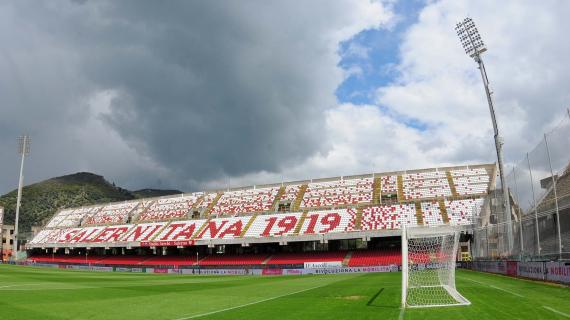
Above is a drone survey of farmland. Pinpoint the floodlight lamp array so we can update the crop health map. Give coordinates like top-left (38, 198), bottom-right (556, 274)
top-left (455, 17), bottom-right (486, 58)
top-left (17, 135), bottom-right (31, 155)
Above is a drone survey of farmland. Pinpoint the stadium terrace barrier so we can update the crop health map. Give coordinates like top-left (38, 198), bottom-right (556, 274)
top-left (517, 261), bottom-right (546, 280)
top-left (311, 265), bottom-right (398, 274)
top-left (546, 262), bottom-right (570, 283)
top-left (469, 260), bottom-right (570, 285)
top-left (17, 261), bottom-right (400, 276)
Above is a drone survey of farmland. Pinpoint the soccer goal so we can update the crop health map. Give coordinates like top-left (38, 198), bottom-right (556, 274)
top-left (401, 225), bottom-right (471, 308)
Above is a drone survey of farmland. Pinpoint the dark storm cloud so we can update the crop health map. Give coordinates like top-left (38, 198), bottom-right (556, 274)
top-left (59, 1), bottom-right (331, 179)
top-left (0, 0), bottom-right (377, 192)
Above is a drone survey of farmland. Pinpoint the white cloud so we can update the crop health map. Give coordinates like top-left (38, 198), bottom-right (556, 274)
top-left (216, 0), bottom-right (570, 189)
top-left (377, 0), bottom-right (570, 162)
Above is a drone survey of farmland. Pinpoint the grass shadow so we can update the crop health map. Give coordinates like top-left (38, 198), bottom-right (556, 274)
top-left (366, 288), bottom-right (399, 309)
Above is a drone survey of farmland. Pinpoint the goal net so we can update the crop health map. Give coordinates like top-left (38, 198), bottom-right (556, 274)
top-left (401, 226), bottom-right (470, 308)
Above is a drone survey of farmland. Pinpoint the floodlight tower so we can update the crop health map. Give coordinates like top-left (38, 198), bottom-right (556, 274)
top-left (455, 18), bottom-right (513, 252)
top-left (13, 135), bottom-right (30, 260)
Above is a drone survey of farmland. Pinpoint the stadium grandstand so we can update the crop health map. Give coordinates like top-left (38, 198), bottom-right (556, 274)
top-left (26, 163), bottom-right (495, 268)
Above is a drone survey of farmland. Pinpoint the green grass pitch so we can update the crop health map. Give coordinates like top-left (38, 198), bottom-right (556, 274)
top-left (1, 264), bottom-right (569, 319)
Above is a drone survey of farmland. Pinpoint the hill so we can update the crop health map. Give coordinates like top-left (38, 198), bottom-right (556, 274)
top-left (0, 172), bottom-right (181, 236)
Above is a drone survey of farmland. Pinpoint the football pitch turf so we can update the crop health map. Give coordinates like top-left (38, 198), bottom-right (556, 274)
top-left (0, 264), bottom-right (568, 320)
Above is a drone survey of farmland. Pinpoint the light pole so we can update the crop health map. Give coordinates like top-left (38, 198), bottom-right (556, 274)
top-left (13, 135), bottom-right (30, 261)
top-left (455, 18), bottom-right (513, 252)
top-left (0, 207), bottom-right (4, 262)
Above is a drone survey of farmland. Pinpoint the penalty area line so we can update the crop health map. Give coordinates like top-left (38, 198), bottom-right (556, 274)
top-left (543, 306), bottom-right (570, 318)
top-left (172, 284), bottom-right (326, 320)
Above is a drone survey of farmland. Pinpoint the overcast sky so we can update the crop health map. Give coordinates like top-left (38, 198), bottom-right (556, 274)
top-left (0, 0), bottom-right (569, 194)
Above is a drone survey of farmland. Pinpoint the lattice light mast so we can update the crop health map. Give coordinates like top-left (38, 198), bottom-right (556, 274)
top-left (13, 135), bottom-right (30, 260)
top-left (455, 17), bottom-right (513, 251)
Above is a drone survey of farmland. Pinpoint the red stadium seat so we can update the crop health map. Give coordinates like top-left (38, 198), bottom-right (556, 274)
top-left (347, 250), bottom-right (402, 267)
top-left (198, 254), bottom-right (269, 266)
top-left (266, 251), bottom-right (347, 265)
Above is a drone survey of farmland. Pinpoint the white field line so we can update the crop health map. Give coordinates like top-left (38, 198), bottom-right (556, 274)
top-left (488, 285), bottom-right (524, 298)
top-left (461, 277), bottom-right (524, 298)
top-left (398, 307), bottom-right (405, 320)
top-left (0, 284), bottom-right (42, 289)
top-left (461, 277), bottom-right (487, 286)
top-left (0, 278), bottom-right (246, 291)
top-left (172, 284), bottom-right (327, 320)
top-left (543, 306), bottom-right (570, 318)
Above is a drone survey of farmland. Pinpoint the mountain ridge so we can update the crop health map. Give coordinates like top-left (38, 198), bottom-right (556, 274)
top-left (0, 172), bottom-right (182, 235)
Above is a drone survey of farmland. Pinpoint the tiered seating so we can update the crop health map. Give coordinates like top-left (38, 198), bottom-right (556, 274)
top-left (45, 214), bottom-right (67, 229)
top-left (451, 168), bottom-right (490, 196)
top-left (30, 250), bottom-right (407, 268)
top-left (455, 184), bottom-right (488, 195)
top-left (137, 193), bottom-right (203, 222)
top-left (195, 192), bottom-right (220, 211)
top-left (360, 204), bottom-right (417, 230)
top-left (29, 165), bottom-right (494, 249)
top-left (445, 198), bottom-right (484, 225)
top-left (242, 210), bottom-right (353, 238)
top-left (98, 255), bottom-right (149, 265)
top-left (198, 217), bottom-right (249, 240)
top-left (454, 178), bottom-right (489, 194)
top-left (30, 228), bottom-right (74, 245)
top-left (27, 254), bottom-right (104, 264)
top-left (409, 252), bottom-right (436, 264)
top-left (140, 255), bottom-right (195, 266)
top-left (421, 201), bottom-right (444, 226)
top-left (266, 251), bottom-right (347, 265)
top-left (402, 171), bottom-right (452, 200)
top-left (380, 175), bottom-right (397, 194)
top-left (280, 184), bottom-right (301, 202)
top-left (450, 168), bottom-right (488, 176)
top-left (27, 254), bottom-right (55, 263)
top-left (28, 255), bottom-right (149, 265)
top-left (347, 250), bottom-right (401, 266)
top-left (299, 209), bottom-right (352, 234)
top-left (28, 229), bottom-right (53, 244)
top-left (300, 178), bottom-right (373, 208)
top-left (211, 187), bottom-right (279, 216)
top-left (30, 198), bottom-right (486, 247)
top-left (198, 254), bottom-right (269, 266)
top-left (63, 255), bottom-right (102, 264)
top-left (83, 202), bottom-right (140, 225)
top-left (46, 206), bottom-right (101, 228)
top-left (243, 212), bottom-right (300, 238)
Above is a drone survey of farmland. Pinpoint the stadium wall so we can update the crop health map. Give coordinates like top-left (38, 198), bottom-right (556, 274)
top-left (3, 261), bottom-right (399, 276)
top-left (466, 260), bottom-right (570, 285)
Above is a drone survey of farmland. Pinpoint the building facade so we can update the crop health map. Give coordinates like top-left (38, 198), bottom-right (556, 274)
top-left (1, 224), bottom-right (15, 262)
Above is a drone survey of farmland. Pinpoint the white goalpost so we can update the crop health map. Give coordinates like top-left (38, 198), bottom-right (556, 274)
top-left (401, 225), bottom-right (471, 308)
